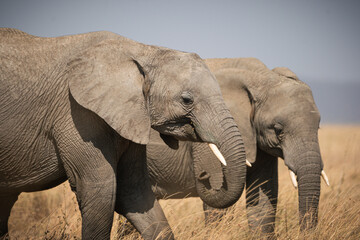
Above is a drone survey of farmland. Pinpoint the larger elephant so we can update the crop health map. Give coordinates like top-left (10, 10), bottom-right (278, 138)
top-left (147, 58), bottom-right (329, 236)
top-left (0, 29), bottom-right (247, 240)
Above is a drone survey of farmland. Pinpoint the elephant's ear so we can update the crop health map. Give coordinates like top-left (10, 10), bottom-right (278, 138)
top-left (272, 67), bottom-right (299, 81)
top-left (214, 69), bottom-right (257, 164)
top-left (68, 40), bottom-right (151, 145)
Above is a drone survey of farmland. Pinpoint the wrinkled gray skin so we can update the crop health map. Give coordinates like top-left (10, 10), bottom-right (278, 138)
top-left (0, 29), bottom-right (247, 240)
top-left (147, 58), bottom-right (323, 237)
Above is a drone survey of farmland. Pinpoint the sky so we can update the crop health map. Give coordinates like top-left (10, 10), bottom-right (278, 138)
top-left (1, 0), bottom-right (359, 123)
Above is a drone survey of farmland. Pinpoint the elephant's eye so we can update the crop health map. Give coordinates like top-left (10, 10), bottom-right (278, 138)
top-left (181, 92), bottom-right (194, 105)
top-left (274, 124), bottom-right (283, 139)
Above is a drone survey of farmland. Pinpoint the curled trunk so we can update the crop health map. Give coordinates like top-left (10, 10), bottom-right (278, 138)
top-left (192, 109), bottom-right (247, 208)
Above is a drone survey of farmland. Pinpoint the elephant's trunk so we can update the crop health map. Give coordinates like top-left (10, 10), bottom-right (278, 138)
top-left (192, 106), bottom-right (247, 208)
top-left (284, 138), bottom-right (322, 230)
top-left (297, 159), bottom-right (321, 230)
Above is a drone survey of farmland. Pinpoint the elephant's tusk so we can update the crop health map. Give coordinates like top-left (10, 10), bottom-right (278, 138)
top-left (246, 159), bottom-right (252, 167)
top-left (321, 170), bottom-right (330, 186)
top-left (289, 170), bottom-right (298, 189)
top-left (208, 143), bottom-right (227, 166)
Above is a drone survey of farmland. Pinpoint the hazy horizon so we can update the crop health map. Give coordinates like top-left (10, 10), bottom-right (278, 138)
top-left (1, 0), bottom-right (359, 123)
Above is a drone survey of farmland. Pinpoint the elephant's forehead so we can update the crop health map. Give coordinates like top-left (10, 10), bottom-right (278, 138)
top-left (158, 61), bottom-right (218, 87)
top-left (159, 54), bottom-right (204, 74)
top-left (270, 82), bottom-right (312, 101)
top-left (265, 85), bottom-right (317, 112)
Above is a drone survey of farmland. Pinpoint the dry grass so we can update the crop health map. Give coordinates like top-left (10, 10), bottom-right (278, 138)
top-left (8, 126), bottom-right (360, 239)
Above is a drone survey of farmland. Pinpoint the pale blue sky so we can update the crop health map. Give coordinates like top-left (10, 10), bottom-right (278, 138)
top-left (1, 0), bottom-right (359, 123)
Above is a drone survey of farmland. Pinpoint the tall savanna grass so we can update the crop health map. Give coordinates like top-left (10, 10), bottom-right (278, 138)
top-left (8, 126), bottom-right (360, 239)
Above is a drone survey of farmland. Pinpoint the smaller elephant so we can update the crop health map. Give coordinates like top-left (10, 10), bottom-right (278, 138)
top-left (0, 30), bottom-right (247, 240)
top-left (147, 58), bottom-right (329, 237)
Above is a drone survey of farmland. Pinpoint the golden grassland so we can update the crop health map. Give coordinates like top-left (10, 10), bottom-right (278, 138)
top-left (8, 126), bottom-right (360, 239)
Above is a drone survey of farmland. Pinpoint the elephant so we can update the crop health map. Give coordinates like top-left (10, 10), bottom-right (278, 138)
top-left (146, 58), bottom-right (329, 237)
top-left (0, 29), bottom-right (247, 240)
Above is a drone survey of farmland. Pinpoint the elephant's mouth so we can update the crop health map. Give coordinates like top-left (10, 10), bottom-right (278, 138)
top-left (153, 118), bottom-right (228, 166)
top-left (152, 117), bottom-right (200, 142)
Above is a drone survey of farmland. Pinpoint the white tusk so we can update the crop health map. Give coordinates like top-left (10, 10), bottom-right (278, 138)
top-left (208, 143), bottom-right (227, 166)
top-left (321, 170), bottom-right (330, 186)
top-left (289, 170), bottom-right (298, 189)
top-left (246, 159), bottom-right (252, 167)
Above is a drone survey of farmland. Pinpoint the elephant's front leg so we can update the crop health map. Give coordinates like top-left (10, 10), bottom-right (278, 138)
top-left (75, 175), bottom-right (116, 239)
top-left (115, 143), bottom-right (174, 240)
top-left (59, 141), bottom-right (117, 239)
top-left (246, 149), bottom-right (278, 239)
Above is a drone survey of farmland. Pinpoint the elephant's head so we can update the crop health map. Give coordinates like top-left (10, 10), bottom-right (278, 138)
top-left (67, 36), bottom-right (247, 207)
top-left (256, 69), bottom-right (324, 229)
top-left (208, 58), bottom-right (328, 230)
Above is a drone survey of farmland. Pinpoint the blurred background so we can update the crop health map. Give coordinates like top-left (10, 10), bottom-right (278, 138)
top-left (1, 0), bottom-right (359, 124)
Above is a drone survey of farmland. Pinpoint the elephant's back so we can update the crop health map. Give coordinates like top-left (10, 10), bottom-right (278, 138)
top-left (0, 29), bottom-right (119, 107)
top-left (205, 58), bottom-right (268, 73)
